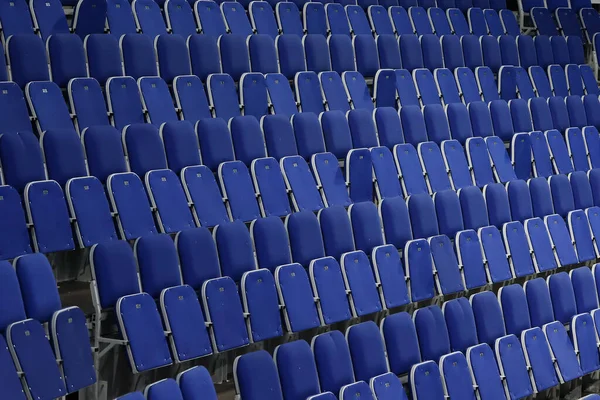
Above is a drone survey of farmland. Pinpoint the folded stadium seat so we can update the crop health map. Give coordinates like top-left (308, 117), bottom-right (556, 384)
top-left (45, 34), bottom-right (88, 91)
top-left (468, 7), bottom-right (488, 35)
top-left (373, 107), bottom-right (405, 147)
top-left (171, 78), bottom-right (210, 124)
top-left (531, 7), bottom-right (559, 36)
top-left (282, 156), bottom-right (326, 212)
top-left (274, 341), bottom-right (321, 400)
top-left (476, 225), bottom-right (512, 282)
top-left (193, 1), bottom-right (226, 36)
top-left (546, 129), bottom-right (575, 175)
top-left (414, 305), bottom-right (451, 361)
top-left (500, 10), bottom-right (521, 36)
top-left (206, 73), bottom-right (241, 121)
top-left (419, 143), bottom-right (453, 193)
top-left (498, 66), bottom-right (518, 102)
top-left (584, 126), bottom-right (600, 169)
top-left (505, 179), bottom-right (533, 223)
top-left (310, 257), bottom-right (354, 324)
top-left (0, 0), bottom-right (34, 43)
top-left (265, 73), bottom-right (298, 116)
top-left (465, 137), bottom-right (494, 187)
top-left (311, 153), bottom-right (352, 207)
top-left (304, 2), bottom-right (328, 35)
top-left (23, 179), bottom-right (75, 252)
top-left (568, 208), bottom-right (596, 261)
top-left (187, 37), bottom-right (221, 82)
top-left (510, 99), bottom-right (534, 134)
top-left (275, 262), bottom-right (321, 332)
top-left (565, 128), bottom-right (590, 171)
top-left (522, 278), bottom-right (553, 328)
top-left (218, 160), bottom-right (261, 222)
top-left (529, 131), bottom-right (555, 178)
top-left (440, 36), bottom-right (464, 72)
top-left (249, 1), bottom-right (278, 39)
top-left (394, 144), bottom-right (430, 196)
top-left (343, 73), bottom-right (374, 111)
top-left (5, 35), bottom-right (49, 89)
top-left (212, 220), bottom-right (257, 283)
top-left (524, 216), bottom-right (559, 271)
top-left (164, 0), bottom-right (197, 37)
top-left (276, 36), bottom-right (306, 80)
top-left (454, 67), bottom-right (482, 103)
top-left (572, 312), bottom-right (600, 376)
top-left (427, 7), bottom-right (451, 36)
top-left (414, 68), bottom-right (442, 105)
top-left (400, 0), bottom-right (418, 7)
top-left (455, 229), bottom-right (489, 288)
top-left (544, 214), bottom-right (580, 267)
top-left (566, 65), bottom-right (585, 97)
top-left (514, 66), bottom-right (536, 100)
top-left (582, 8), bottom-right (600, 43)
top-left (235, 351), bottom-right (283, 400)
top-left (325, 3), bottom-right (350, 35)
top-left (318, 72), bottom-right (349, 113)
top-left (582, 98), bottom-right (600, 134)
top-left (0, 130), bottom-right (44, 193)
top-left (580, 66), bottom-right (599, 96)
top-left (368, 5), bottom-right (393, 34)
top-left (441, 139), bottom-right (473, 189)
top-left (488, 100), bottom-right (513, 141)
top-left (371, 245), bottom-right (411, 309)
top-left (0, 262), bottom-right (66, 400)
top-left (340, 251), bottom-right (384, 316)
top-left (347, 5), bottom-right (372, 35)
top-left (89, 241), bottom-right (173, 373)
top-left (475, 66), bottom-right (501, 102)
top-left (435, 68), bottom-right (462, 105)
top-left (375, 70), bottom-right (400, 107)
top-left (68, 77), bottom-right (111, 135)
top-left (399, 104), bottom-right (428, 144)
top-left (483, 183), bottom-right (512, 228)
top-left (221, 1), bottom-right (253, 36)
top-left (161, 120), bottom-right (202, 174)
top-left (529, 175), bottom-right (554, 217)
top-left (407, 193), bottom-right (440, 239)
top-left (312, 331), bottom-right (355, 395)
top-left (556, 7), bottom-right (583, 41)
top-left (462, 35), bottom-right (485, 70)
top-left (106, 0), bottom-right (137, 36)
top-left (503, 220), bottom-right (537, 277)
top-left (466, 343), bottom-right (507, 399)
top-left (440, 352), bottom-right (479, 399)
top-left (570, 267), bottom-right (599, 314)
top-left (395, 69), bottom-right (421, 106)
top-left (241, 268), bottom-right (284, 342)
top-left (437, 0), bottom-right (456, 9)
top-left (260, 115), bottom-right (297, 161)
top-left (547, 97), bottom-right (571, 134)
top-left (410, 361), bottom-right (446, 399)
top-left (347, 203), bottom-right (382, 254)
top-left (275, 2), bottom-right (303, 36)
top-left (353, 36), bottom-right (380, 79)
top-left (371, 147), bottom-right (404, 200)
top-left (240, 73), bottom-right (270, 119)
top-left (549, 173), bottom-right (576, 218)
top-left (515, 35), bottom-right (536, 71)
top-left (291, 115), bottom-right (327, 160)
top-left (326, 36), bottom-right (355, 77)
top-left (219, 35), bottom-right (250, 82)
top-left (388, 6), bottom-right (413, 35)
top-left (521, 326), bottom-right (561, 392)
top-left (484, 9), bottom-right (505, 36)
top-left (530, 38), bottom-right (552, 74)
top-left (145, 165), bottom-right (197, 233)
top-left (543, 320), bottom-right (584, 383)
top-left (39, 127), bottom-right (86, 187)
top-left (138, 77), bottom-right (179, 126)
top-left (346, 149), bottom-right (374, 202)
top-left (340, 382), bottom-right (375, 400)
top-left (370, 374), bottom-right (410, 400)
top-left (107, 171), bottom-right (157, 239)
top-left (30, 0), bottom-right (70, 41)
top-left (378, 198), bottom-right (412, 252)
top-left (570, 171), bottom-right (595, 210)
top-left (448, 8), bottom-right (471, 36)
top-left (66, 175), bottom-right (118, 247)
top-left (469, 102), bottom-right (494, 137)
top-left (410, 6), bottom-right (434, 35)
top-left (132, 0), bottom-right (168, 37)
top-left (144, 379), bottom-right (184, 400)
top-left (429, 234), bottom-right (465, 294)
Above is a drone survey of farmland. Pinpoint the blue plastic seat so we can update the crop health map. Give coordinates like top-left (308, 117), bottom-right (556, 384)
top-left (207, 74), bottom-right (241, 121)
top-left (194, 1), bottom-right (227, 36)
top-left (418, 142), bottom-right (452, 193)
top-left (47, 34), bottom-right (86, 89)
top-left (410, 6), bottom-right (434, 35)
top-left (275, 341), bottom-right (320, 400)
top-left (466, 343), bottom-right (506, 399)
top-left (441, 139), bottom-right (473, 190)
top-left (276, 2), bottom-right (303, 36)
top-left (414, 305), bottom-right (451, 361)
top-left (476, 66), bottom-right (500, 102)
top-left (239, 73), bottom-right (269, 119)
top-left (0, 131), bottom-right (46, 193)
top-left (173, 75), bottom-right (212, 123)
top-left (455, 67), bottom-right (482, 103)
top-left (221, 1), bottom-right (253, 36)
top-left (390, 6), bottom-right (414, 34)
top-left (266, 73), bottom-right (299, 116)
top-left (411, 361), bottom-right (445, 399)
top-left (313, 331), bottom-right (355, 394)
top-left (309, 256), bottom-right (352, 324)
top-left (26, 81), bottom-right (74, 135)
top-left (404, 239), bottom-right (436, 301)
top-left (274, 263), bottom-right (320, 332)
top-left (219, 35), bottom-right (250, 81)
top-left (524, 217), bottom-right (558, 272)
top-left (146, 169), bottom-right (196, 233)
top-left (455, 230), bottom-right (488, 289)
top-left (105, 76), bottom-right (145, 129)
top-left (164, 0), bottom-right (196, 36)
top-left (132, 0), bottom-right (167, 36)
top-left (369, 5), bottom-right (394, 35)
top-left (218, 161), bottom-right (261, 222)
top-left (30, 0), bottom-right (69, 41)
top-left (381, 312), bottom-right (421, 375)
top-left (277, 35), bottom-right (306, 80)
top-left (449, 8), bottom-right (471, 35)
top-left (304, 2), bottom-right (327, 35)
top-left (471, 291), bottom-right (506, 347)
top-left (235, 351), bottom-right (282, 399)
top-left (466, 137), bottom-right (494, 188)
